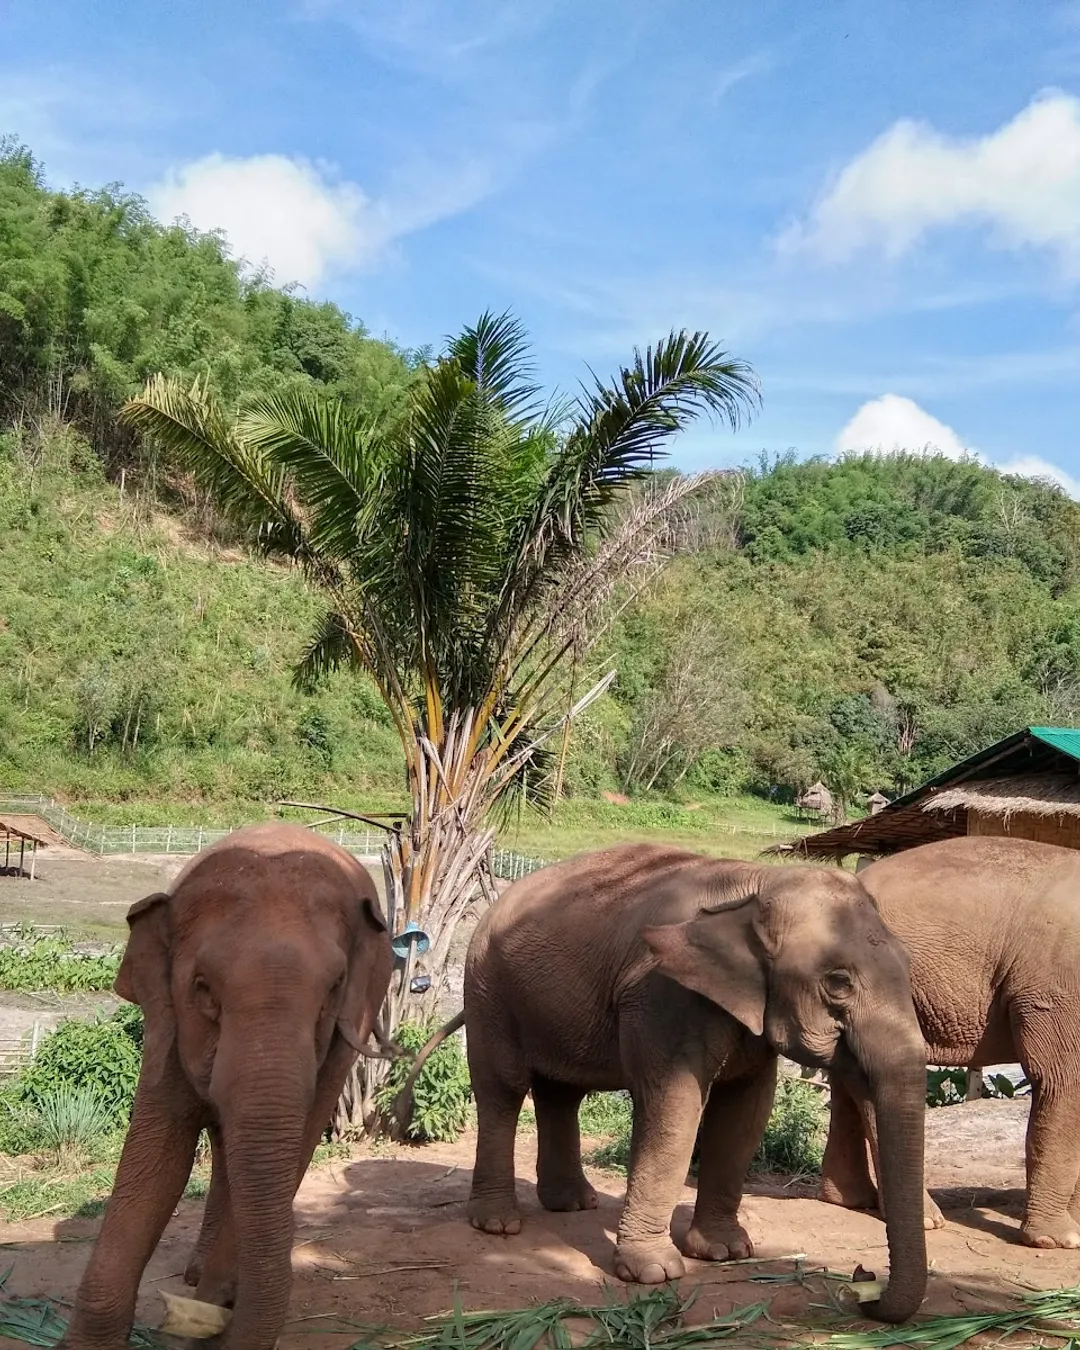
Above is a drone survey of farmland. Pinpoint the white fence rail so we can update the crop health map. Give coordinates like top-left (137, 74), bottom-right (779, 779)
top-left (0, 1024), bottom-right (44, 1077)
top-left (0, 795), bottom-right (548, 881)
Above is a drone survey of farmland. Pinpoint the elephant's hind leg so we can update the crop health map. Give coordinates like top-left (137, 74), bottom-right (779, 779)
top-left (682, 1060), bottom-right (775, 1262)
top-left (533, 1076), bottom-right (598, 1213)
top-left (466, 1028), bottom-right (527, 1236)
top-left (1020, 1072), bottom-right (1080, 1249)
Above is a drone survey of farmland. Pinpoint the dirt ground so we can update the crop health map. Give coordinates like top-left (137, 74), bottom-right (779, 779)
top-left (0, 1097), bottom-right (1071, 1346)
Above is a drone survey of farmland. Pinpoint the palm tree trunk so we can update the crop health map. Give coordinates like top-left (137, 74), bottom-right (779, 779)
top-left (332, 710), bottom-right (497, 1137)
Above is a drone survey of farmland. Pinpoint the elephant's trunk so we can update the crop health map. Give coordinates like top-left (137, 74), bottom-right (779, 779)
top-left (856, 1046), bottom-right (928, 1323)
top-left (214, 1021), bottom-right (315, 1350)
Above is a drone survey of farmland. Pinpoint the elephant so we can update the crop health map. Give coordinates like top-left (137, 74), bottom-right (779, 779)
top-left (60, 822), bottom-right (393, 1350)
top-left (819, 834), bottom-right (1080, 1250)
top-left (399, 843), bottom-right (929, 1324)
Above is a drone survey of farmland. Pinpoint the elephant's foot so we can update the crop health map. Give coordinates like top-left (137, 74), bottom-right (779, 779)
top-left (680, 1217), bottom-right (753, 1262)
top-left (818, 1173), bottom-right (879, 1212)
top-left (536, 1173), bottom-right (598, 1213)
top-left (613, 1239), bottom-right (686, 1285)
top-left (923, 1192), bottom-right (946, 1231)
top-left (1022, 1214), bottom-right (1080, 1249)
top-left (467, 1194), bottom-right (522, 1235)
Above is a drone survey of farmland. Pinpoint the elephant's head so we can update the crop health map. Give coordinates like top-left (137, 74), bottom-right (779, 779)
top-left (115, 834), bottom-right (390, 1345)
top-left (642, 863), bottom-right (926, 1324)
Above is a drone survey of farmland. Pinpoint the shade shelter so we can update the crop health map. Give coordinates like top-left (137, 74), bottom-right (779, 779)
top-left (0, 817), bottom-right (46, 879)
top-left (780, 727), bottom-right (1080, 863)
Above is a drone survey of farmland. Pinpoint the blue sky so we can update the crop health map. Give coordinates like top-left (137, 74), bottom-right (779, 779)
top-left (3, 0), bottom-right (1080, 489)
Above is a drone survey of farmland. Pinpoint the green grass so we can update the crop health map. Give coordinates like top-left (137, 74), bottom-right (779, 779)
top-left (497, 795), bottom-right (812, 863)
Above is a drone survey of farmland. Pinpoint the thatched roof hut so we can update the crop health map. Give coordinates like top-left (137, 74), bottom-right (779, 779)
top-left (779, 727), bottom-right (1080, 862)
top-left (797, 781), bottom-right (834, 816)
top-left (867, 791), bottom-right (890, 815)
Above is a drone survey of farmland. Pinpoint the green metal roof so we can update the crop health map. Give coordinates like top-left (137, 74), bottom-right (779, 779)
top-left (887, 726), bottom-right (1080, 812)
top-left (1029, 727), bottom-right (1080, 761)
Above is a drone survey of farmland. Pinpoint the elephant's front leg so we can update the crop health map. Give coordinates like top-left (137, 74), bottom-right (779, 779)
top-left (682, 1060), bottom-right (776, 1263)
top-left (819, 1073), bottom-right (879, 1210)
top-left (61, 1084), bottom-right (203, 1350)
top-left (185, 1126), bottom-right (238, 1308)
top-left (615, 1068), bottom-right (705, 1284)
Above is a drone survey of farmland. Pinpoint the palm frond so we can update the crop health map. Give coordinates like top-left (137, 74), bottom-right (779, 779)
top-left (118, 374), bottom-right (308, 558)
top-left (240, 389), bottom-right (387, 564)
top-left (293, 608), bottom-right (366, 691)
top-left (445, 310), bottom-right (545, 425)
top-left (494, 331), bottom-right (759, 634)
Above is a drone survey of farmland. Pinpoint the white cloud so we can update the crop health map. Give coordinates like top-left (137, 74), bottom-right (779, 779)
top-left (148, 154), bottom-right (378, 289)
top-left (148, 151), bottom-right (493, 290)
top-left (836, 395), bottom-right (1080, 498)
top-left (994, 454), bottom-right (1080, 499)
top-left (785, 91), bottom-right (1080, 274)
top-left (836, 394), bottom-right (971, 459)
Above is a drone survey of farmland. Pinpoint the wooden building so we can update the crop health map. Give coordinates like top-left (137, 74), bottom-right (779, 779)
top-left (782, 726), bottom-right (1080, 863)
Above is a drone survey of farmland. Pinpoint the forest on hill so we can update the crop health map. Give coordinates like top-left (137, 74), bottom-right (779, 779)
top-left (2, 138), bottom-right (1079, 818)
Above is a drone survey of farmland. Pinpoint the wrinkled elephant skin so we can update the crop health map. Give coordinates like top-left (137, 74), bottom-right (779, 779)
top-left (454, 843), bottom-right (928, 1324)
top-left (820, 835), bottom-right (1080, 1250)
top-left (58, 822), bottom-right (392, 1350)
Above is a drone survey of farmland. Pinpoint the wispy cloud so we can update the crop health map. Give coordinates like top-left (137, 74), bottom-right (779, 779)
top-left (782, 91), bottom-right (1080, 277)
top-left (708, 52), bottom-right (773, 106)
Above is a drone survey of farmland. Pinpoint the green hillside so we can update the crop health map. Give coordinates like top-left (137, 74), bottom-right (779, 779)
top-left (3, 137), bottom-right (1080, 841)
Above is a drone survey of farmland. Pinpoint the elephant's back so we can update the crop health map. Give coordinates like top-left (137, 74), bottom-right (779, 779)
top-left (859, 836), bottom-right (1080, 1044)
top-left (477, 842), bottom-right (710, 943)
top-left (861, 835), bottom-right (1080, 929)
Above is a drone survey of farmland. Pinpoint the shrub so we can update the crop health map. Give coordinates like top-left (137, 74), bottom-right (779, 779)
top-left (583, 1076), bottom-right (828, 1178)
top-left (0, 930), bottom-right (120, 992)
top-left (20, 1006), bottom-right (143, 1125)
top-left (926, 1067), bottom-right (1030, 1107)
top-left (752, 1075), bottom-right (826, 1175)
top-left (376, 1017), bottom-right (471, 1143)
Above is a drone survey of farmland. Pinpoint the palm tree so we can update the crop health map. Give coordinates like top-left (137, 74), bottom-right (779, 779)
top-left (119, 313), bottom-right (758, 1130)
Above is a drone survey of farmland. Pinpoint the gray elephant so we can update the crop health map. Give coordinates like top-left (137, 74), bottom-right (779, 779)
top-left (820, 835), bottom-right (1080, 1250)
top-left (60, 823), bottom-right (392, 1350)
top-left (401, 843), bottom-right (928, 1324)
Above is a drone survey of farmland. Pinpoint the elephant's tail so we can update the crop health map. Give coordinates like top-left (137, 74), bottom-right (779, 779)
top-left (393, 1009), bottom-right (466, 1134)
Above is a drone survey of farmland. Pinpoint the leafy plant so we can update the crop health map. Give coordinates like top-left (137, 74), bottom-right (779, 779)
top-left (0, 932), bottom-right (120, 992)
top-left (926, 1067), bottom-right (1030, 1107)
top-left (19, 1006), bottom-right (143, 1125)
top-left (376, 1017), bottom-right (471, 1143)
top-left (752, 1075), bottom-right (827, 1175)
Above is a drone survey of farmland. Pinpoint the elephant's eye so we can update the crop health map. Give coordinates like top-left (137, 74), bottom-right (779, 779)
top-left (823, 969), bottom-right (855, 1001)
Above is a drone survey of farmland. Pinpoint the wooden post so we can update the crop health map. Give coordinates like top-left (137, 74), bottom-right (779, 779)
top-left (28, 840), bottom-right (37, 882)
top-left (966, 1068), bottom-right (983, 1100)
top-left (18, 837), bottom-right (24, 877)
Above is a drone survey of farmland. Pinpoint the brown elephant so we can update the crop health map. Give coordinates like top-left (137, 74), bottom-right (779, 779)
top-left (60, 822), bottom-right (392, 1350)
top-left (401, 843), bottom-right (929, 1324)
top-left (820, 834), bottom-right (1080, 1250)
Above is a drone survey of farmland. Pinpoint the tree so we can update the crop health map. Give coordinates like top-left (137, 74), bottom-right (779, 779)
top-left (119, 312), bottom-right (759, 1130)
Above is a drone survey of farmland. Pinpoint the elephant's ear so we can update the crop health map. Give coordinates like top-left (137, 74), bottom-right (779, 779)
top-left (642, 896), bottom-right (771, 1037)
top-left (116, 891), bottom-right (177, 1086)
top-left (335, 886), bottom-right (391, 1052)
